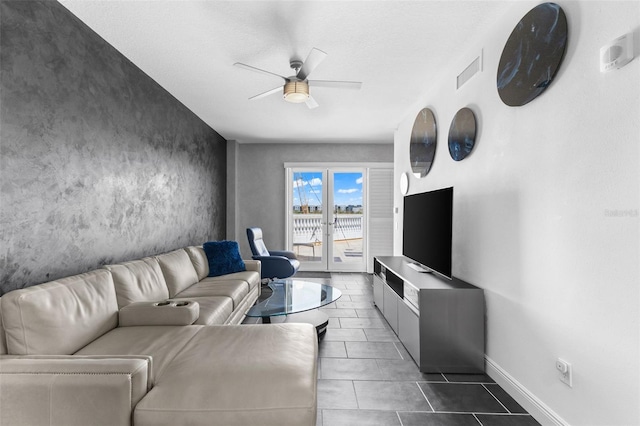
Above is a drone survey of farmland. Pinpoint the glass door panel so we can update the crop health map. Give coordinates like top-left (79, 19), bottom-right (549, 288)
top-left (329, 171), bottom-right (365, 271)
top-left (291, 170), bottom-right (326, 267)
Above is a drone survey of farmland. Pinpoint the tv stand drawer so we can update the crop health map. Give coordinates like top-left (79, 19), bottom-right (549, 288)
top-left (403, 282), bottom-right (419, 311)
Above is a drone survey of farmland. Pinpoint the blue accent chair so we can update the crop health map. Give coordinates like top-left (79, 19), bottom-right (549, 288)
top-left (246, 227), bottom-right (300, 280)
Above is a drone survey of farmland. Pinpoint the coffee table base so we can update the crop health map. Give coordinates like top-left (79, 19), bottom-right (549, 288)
top-left (261, 309), bottom-right (329, 338)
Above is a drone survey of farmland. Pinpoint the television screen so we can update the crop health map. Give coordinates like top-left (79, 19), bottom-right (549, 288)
top-left (402, 187), bottom-right (453, 279)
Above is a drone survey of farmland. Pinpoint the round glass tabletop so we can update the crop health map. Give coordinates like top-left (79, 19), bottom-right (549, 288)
top-left (246, 279), bottom-right (342, 318)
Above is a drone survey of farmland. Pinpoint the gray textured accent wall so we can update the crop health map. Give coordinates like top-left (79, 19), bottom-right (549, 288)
top-left (0, 1), bottom-right (226, 295)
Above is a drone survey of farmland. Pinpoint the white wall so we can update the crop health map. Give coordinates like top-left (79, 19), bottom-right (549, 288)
top-left (393, 2), bottom-right (639, 425)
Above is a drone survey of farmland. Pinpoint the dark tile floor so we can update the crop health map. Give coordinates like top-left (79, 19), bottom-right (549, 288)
top-left (247, 273), bottom-right (540, 426)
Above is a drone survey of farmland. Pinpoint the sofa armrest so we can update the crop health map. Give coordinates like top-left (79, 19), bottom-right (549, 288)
top-left (251, 256), bottom-right (297, 279)
top-left (244, 259), bottom-right (261, 274)
top-left (119, 300), bottom-right (199, 326)
top-left (268, 250), bottom-right (297, 260)
top-left (0, 355), bottom-right (151, 426)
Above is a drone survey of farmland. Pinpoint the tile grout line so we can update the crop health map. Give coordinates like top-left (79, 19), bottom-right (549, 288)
top-left (392, 341), bottom-right (405, 360)
top-left (482, 383), bottom-right (511, 414)
top-left (344, 341), bottom-right (351, 358)
top-left (427, 380), bottom-right (495, 385)
top-left (473, 413), bottom-right (484, 426)
top-left (393, 409), bottom-right (532, 416)
top-left (396, 410), bottom-right (405, 426)
top-left (351, 380), bottom-right (360, 410)
top-left (415, 381), bottom-right (436, 412)
top-left (475, 412), bottom-right (533, 416)
top-left (373, 358), bottom-right (383, 379)
top-left (435, 410), bottom-right (531, 415)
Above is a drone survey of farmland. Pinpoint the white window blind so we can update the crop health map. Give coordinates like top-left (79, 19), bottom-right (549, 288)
top-left (367, 168), bottom-right (394, 272)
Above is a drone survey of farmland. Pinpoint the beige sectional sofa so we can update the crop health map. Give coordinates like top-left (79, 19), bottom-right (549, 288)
top-left (0, 246), bottom-right (318, 426)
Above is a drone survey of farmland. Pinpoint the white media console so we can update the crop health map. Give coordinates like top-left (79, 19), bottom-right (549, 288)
top-left (373, 256), bottom-right (486, 373)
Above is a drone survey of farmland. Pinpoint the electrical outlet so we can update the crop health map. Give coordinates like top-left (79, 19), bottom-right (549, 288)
top-left (556, 358), bottom-right (572, 387)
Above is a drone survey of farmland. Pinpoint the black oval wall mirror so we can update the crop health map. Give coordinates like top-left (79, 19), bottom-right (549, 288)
top-left (448, 107), bottom-right (477, 161)
top-left (497, 2), bottom-right (568, 107)
top-left (409, 108), bottom-right (437, 177)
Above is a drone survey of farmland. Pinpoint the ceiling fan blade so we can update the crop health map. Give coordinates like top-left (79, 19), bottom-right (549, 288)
top-left (296, 48), bottom-right (327, 81)
top-left (308, 80), bottom-right (363, 90)
top-left (234, 63), bottom-right (287, 81)
top-left (305, 96), bottom-right (319, 109)
top-left (249, 86), bottom-right (282, 101)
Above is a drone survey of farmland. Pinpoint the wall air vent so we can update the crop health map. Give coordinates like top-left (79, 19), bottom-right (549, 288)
top-left (456, 51), bottom-right (482, 90)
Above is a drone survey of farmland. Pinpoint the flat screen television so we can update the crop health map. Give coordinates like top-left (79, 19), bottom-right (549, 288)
top-left (402, 187), bottom-right (453, 279)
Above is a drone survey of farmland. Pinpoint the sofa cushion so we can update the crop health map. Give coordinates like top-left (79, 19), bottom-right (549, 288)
top-left (103, 257), bottom-right (169, 308)
top-left (184, 246), bottom-right (209, 281)
top-left (133, 324), bottom-right (318, 426)
top-left (171, 297), bottom-right (234, 325)
top-left (203, 241), bottom-right (246, 277)
top-left (175, 280), bottom-right (248, 308)
top-left (204, 270), bottom-right (261, 293)
top-left (155, 249), bottom-right (199, 297)
top-left (1, 269), bottom-right (118, 355)
top-left (225, 286), bottom-right (260, 325)
top-left (75, 325), bottom-right (203, 384)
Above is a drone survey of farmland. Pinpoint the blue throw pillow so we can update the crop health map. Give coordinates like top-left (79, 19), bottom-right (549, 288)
top-left (203, 240), bottom-right (246, 277)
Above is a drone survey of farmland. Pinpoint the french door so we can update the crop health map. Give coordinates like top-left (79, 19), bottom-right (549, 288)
top-left (286, 167), bottom-right (366, 272)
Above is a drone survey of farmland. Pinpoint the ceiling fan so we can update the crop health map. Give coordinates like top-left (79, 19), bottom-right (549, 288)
top-left (234, 48), bottom-right (362, 109)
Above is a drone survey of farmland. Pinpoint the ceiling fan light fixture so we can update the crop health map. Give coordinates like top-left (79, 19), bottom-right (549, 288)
top-left (283, 81), bottom-right (309, 103)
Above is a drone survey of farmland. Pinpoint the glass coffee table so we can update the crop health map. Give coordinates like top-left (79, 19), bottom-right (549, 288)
top-left (246, 279), bottom-right (342, 337)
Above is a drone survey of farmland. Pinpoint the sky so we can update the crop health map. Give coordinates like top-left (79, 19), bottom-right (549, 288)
top-left (293, 172), bottom-right (363, 207)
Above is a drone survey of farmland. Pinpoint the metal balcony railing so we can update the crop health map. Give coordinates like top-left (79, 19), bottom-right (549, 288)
top-left (292, 214), bottom-right (363, 244)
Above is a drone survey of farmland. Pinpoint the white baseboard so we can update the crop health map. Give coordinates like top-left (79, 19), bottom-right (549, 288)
top-left (485, 356), bottom-right (569, 426)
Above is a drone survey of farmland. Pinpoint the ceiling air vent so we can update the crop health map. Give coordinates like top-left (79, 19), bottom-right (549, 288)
top-left (456, 51), bottom-right (482, 90)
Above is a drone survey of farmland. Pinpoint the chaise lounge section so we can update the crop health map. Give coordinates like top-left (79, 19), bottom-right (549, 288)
top-left (0, 245), bottom-right (318, 426)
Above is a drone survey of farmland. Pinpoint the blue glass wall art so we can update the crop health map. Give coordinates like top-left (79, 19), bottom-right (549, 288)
top-left (448, 107), bottom-right (477, 162)
top-left (409, 108), bottom-right (437, 177)
top-left (497, 2), bottom-right (568, 107)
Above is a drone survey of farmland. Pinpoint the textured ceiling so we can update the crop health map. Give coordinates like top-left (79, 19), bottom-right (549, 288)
top-left (59, 1), bottom-right (510, 144)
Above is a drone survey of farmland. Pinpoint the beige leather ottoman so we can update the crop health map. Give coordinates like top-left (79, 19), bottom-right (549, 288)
top-left (133, 323), bottom-right (318, 426)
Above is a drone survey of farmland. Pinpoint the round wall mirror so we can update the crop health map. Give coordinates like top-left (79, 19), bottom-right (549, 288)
top-left (497, 2), bottom-right (568, 107)
top-left (448, 107), bottom-right (477, 161)
top-left (409, 108), bottom-right (437, 177)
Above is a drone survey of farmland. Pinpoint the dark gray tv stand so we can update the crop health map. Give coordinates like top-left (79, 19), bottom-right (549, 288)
top-left (373, 256), bottom-right (485, 373)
